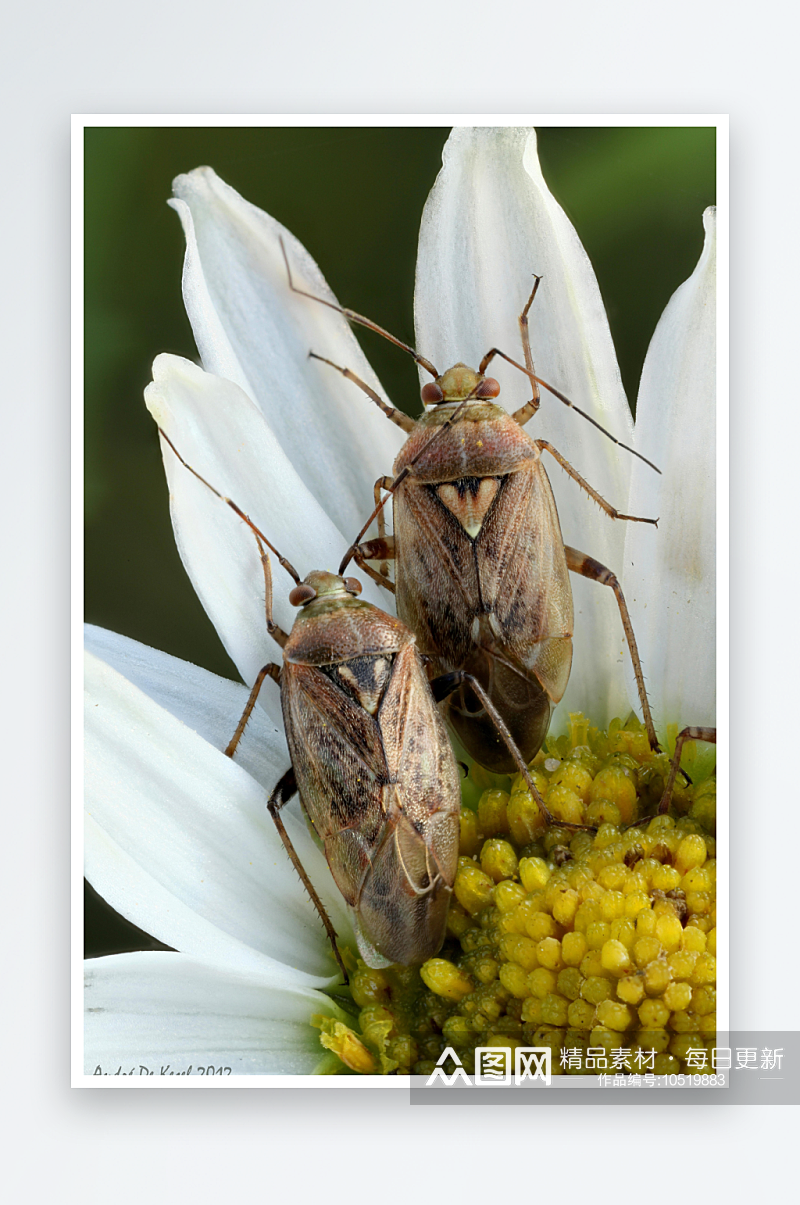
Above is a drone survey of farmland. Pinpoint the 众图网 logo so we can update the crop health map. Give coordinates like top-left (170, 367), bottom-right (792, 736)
top-left (425, 1046), bottom-right (552, 1086)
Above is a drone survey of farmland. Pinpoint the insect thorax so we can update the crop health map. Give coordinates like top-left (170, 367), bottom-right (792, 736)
top-left (395, 403), bottom-right (538, 484)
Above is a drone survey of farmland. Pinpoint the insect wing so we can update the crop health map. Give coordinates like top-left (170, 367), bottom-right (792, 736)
top-left (376, 642), bottom-right (461, 875)
top-left (357, 643), bottom-right (461, 965)
top-left (477, 461), bottom-right (573, 702)
top-left (282, 663), bottom-right (387, 909)
top-left (393, 474), bottom-right (480, 668)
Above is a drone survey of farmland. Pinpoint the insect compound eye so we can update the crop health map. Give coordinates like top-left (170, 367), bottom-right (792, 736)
top-left (289, 583), bottom-right (317, 607)
top-left (421, 381), bottom-right (445, 405)
top-left (476, 377), bottom-right (501, 398)
top-left (344, 576), bottom-right (362, 596)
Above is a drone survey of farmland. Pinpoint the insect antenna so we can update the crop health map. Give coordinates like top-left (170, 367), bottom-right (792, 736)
top-left (157, 426), bottom-right (302, 584)
top-left (478, 346), bottom-right (661, 474)
top-left (280, 237), bottom-right (439, 379)
top-left (337, 387), bottom-right (478, 575)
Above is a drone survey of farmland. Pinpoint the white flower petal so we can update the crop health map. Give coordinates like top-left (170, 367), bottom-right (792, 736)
top-left (171, 167), bottom-right (405, 542)
top-left (415, 127), bottom-right (644, 727)
top-left (84, 952), bottom-right (342, 1075)
top-left (144, 353), bottom-right (390, 688)
top-left (624, 208), bottom-right (716, 732)
top-left (85, 649), bottom-right (354, 986)
top-left (85, 624), bottom-right (282, 794)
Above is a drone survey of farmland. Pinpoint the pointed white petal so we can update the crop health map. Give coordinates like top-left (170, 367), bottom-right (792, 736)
top-left (84, 952), bottom-right (343, 1075)
top-left (145, 353), bottom-right (391, 689)
top-left (415, 127), bottom-right (639, 727)
top-left (85, 624), bottom-right (283, 794)
top-left (624, 209), bottom-right (716, 732)
top-left (85, 649), bottom-right (354, 986)
top-left (170, 167), bottom-right (404, 541)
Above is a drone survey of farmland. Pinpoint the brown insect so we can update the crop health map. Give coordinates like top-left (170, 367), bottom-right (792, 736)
top-left (157, 426), bottom-right (561, 978)
top-left (259, 567), bottom-right (462, 977)
top-left (284, 250), bottom-right (661, 774)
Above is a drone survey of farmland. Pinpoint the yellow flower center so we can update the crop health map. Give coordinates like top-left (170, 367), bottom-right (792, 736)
top-left (317, 713), bottom-right (716, 1076)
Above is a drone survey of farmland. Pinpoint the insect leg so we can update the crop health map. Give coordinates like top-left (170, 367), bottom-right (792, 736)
top-left (245, 530), bottom-right (289, 650)
top-left (564, 546), bottom-right (659, 751)
top-left (352, 535), bottom-right (397, 594)
top-left (512, 276), bottom-right (544, 424)
top-left (351, 474), bottom-right (396, 590)
top-left (309, 353), bottom-right (415, 433)
top-left (483, 276), bottom-right (544, 426)
top-left (656, 727), bottom-right (716, 815)
top-left (222, 528), bottom-right (291, 758)
top-left (537, 441), bottom-right (658, 526)
top-left (268, 767), bottom-right (349, 983)
top-left (373, 476), bottom-right (394, 579)
top-left (225, 662), bottom-right (282, 759)
top-left (430, 671), bottom-right (590, 832)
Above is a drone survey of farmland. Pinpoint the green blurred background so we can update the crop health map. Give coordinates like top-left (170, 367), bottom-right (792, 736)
top-left (84, 124), bottom-right (716, 956)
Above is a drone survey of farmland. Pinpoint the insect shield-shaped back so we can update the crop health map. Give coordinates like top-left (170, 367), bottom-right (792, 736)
top-left (393, 365), bottom-right (574, 773)
top-left (281, 571), bottom-right (461, 967)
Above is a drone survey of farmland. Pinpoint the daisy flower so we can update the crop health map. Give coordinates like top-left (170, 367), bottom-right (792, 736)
top-left (84, 127), bottom-right (716, 1075)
